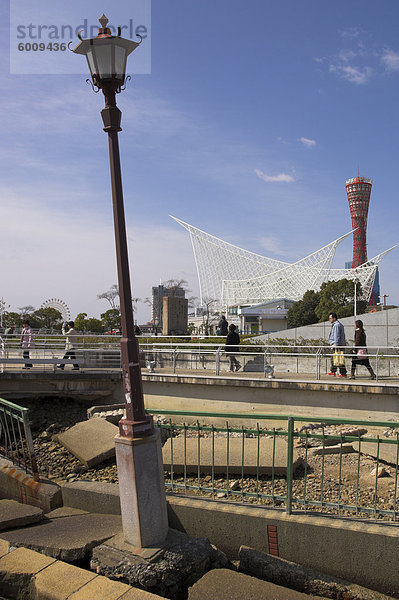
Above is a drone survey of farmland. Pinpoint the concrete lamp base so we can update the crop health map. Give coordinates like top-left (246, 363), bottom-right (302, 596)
top-left (115, 429), bottom-right (168, 548)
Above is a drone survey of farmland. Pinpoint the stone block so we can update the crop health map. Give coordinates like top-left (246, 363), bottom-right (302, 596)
top-left (62, 481), bottom-right (121, 515)
top-left (32, 560), bottom-right (97, 600)
top-left (0, 457), bottom-right (62, 512)
top-left (55, 419), bottom-right (119, 467)
top-left (0, 539), bottom-right (10, 558)
top-left (0, 499), bottom-right (44, 530)
top-left (119, 588), bottom-right (166, 599)
top-left (0, 547), bottom-right (55, 598)
top-left (68, 575), bottom-right (131, 599)
top-left (188, 568), bottom-right (323, 599)
top-left (162, 436), bottom-right (303, 476)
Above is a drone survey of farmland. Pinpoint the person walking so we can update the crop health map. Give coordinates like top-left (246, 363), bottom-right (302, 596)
top-left (20, 320), bottom-right (33, 369)
top-left (218, 315), bottom-right (229, 336)
top-left (225, 323), bottom-right (241, 372)
top-left (57, 321), bottom-right (79, 370)
top-left (349, 319), bottom-right (376, 380)
top-left (327, 312), bottom-right (347, 377)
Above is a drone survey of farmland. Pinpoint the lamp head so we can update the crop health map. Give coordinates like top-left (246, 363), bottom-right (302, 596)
top-left (73, 14), bottom-right (142, 103)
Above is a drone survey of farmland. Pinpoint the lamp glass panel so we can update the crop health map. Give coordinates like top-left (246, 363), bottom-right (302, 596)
top-left (86, 49), bottom-right (96, 78)
top-left (94, 43), bottom-right (113, 79)
top-left (114, 45), bottom-right (127, 79)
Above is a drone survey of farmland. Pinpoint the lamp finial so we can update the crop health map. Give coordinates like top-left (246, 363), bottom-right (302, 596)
top-left (99, 14), bottom-right (109, 28)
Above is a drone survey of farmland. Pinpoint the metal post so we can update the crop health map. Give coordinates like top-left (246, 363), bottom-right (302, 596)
top-left (286, 416), bottom-right (294, 515)
top-left (101, 104), bottom-right (152, 438)
top-left (216, 347), bottom-right (220, 376)
top-left (376, 349), bottom-right (379, 381)
top-left (354, 280), bottom-right (357, 320)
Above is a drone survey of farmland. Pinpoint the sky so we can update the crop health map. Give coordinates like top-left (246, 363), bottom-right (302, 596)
top-left (1, 0), bottom-right (399, 324)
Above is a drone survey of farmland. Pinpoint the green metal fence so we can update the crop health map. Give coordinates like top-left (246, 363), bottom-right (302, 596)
top-left (0, 398), bottom-right (39, 481)
top-left (148, 408), bottom-right (399, 523)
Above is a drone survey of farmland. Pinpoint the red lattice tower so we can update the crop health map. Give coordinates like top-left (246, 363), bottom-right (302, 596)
top-left (345, 176), bottom-right (372, 268)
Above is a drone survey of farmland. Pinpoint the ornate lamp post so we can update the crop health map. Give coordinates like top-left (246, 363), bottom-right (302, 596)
top-left (73, 15), bottom-right (152, 438)
top-left (73, 15), bottom-right (168, 548)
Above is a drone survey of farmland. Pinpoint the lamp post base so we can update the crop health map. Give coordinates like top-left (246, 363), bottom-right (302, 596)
top-left (115, 429), bottom-right (168, 548)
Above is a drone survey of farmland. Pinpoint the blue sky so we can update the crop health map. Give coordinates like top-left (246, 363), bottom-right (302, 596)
top-left (1, 0), bottom-right (398, 323)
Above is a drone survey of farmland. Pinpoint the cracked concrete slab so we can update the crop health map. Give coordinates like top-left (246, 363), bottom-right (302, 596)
top-left (0, 512), bottom-right (122, 561)
top-left (55, 419), bottom-right (119, 467)
top-left (162, 436), bottom-right (303, 475)
top-left (0, 499), bottom-right (44, 531)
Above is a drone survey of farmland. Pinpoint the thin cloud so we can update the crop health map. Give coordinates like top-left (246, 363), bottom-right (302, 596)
top-left (299, 137), bottom-right (316, 148)
top-left (339, 27), bottom-right (362, 40)
top-left (258, 236), bottom-right (287, 256)
top-left (318, 37), bottom-right (373, 85)
top-left (329, 61), bottom-right (372, 85)
top-left (255, 169), bottom-right (294, 183)
top-left (381, 49), bottom-right (399, 71)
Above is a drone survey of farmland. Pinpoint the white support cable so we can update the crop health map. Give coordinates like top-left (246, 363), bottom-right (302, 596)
top-left (172, 217), bottom-right (398, 306)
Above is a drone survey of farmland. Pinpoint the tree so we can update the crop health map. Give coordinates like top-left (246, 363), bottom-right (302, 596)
top-left (74, 313), bottom-right (88, 332)
top-left (18, 305), bottom-right (35, 316)
top-left (287, 290), bottom-right (320, 329)
top-left (75, 312), bottom-right (104, 333)
top-left (162, 279), bottom-right (190, 296)
top-left (101, 309), bottom-right (121, 332)
top-left (3, 311), bottom-right (22, 328)
top-left (31, 307), bottom-right (63, 330)
top-left (315, 279), bottom-right (367, 322)
top-left (201, 298), bottom-right (219, 336)
top-left (84, 318), bottom-right (104, 333)
top-left (97, 284), bottom-right (119, 309)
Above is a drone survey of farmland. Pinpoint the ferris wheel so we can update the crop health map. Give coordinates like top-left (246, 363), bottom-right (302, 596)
top-left (40, 298), bottom-right (71, 323)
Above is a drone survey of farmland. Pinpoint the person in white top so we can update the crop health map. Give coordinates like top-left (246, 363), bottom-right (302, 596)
top-left (21, 319), bottom-right (33, 369)
top-left (57, 321), bottom-right (79, 370)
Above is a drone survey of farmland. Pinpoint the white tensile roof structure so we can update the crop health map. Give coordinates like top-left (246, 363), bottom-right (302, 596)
top-left (171, 216), bottom-right (397, 306)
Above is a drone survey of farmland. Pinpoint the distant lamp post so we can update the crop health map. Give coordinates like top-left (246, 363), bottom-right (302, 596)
top-left (353, 278), bottom-right (358, 320)
top-left (73, 16), bottom-right (168, 548)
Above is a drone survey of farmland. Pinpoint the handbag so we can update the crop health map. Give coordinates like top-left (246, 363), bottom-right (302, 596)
top-left (357, 348), bottom-right (367, 357)
top-left (333, 350), bottom-right (345, 366)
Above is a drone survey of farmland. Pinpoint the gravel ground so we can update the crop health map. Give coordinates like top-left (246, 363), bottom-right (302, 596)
top-left (17, 398), bottom-right (399, 523)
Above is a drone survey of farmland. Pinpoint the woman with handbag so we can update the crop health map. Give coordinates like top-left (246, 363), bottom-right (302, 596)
top-left (349, 319), bottom-right (376, 380)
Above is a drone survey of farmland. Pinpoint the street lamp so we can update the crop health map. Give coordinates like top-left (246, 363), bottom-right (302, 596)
top-left (73, 15), bottom-right (168, 548)
top-left (74, 15), bottom-right (152, 439)
top-left (353, 278), bottom-right (358, 320)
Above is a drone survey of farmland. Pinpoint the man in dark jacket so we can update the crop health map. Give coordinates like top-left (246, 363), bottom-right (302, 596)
top-left (225, 324), bottom-right (241, 372)
top-left (218, 315), bottom-right (228, 336)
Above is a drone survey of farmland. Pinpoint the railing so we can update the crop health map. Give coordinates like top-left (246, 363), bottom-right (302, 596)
top-left (148, 408), bottom-right (399, 523)
top-left (0, 333), bottom-right (122, 371)
top-left (0, 334), bottom-right (398, 381)
top-left (0, 397), bottom-right (39, 481)
top-left (140, 343), bottom-right (399, 382)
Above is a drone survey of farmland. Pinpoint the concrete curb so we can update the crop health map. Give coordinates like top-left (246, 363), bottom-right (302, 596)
top-left (0, 542), bottom-right (162, 599)
top-left (0, 458), bottom-right (62, 512)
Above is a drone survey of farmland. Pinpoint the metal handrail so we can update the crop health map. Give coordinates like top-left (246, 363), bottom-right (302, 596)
top-left (0, 397), bottom-right (39, 481)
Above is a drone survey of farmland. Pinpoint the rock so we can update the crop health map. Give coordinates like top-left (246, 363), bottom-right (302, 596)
top-left (370, 466), bottom-right (389, 478)
top-left (309, 443), bottom-right (355, 456)
top-left (229, 480), bottom-right (241, 491)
